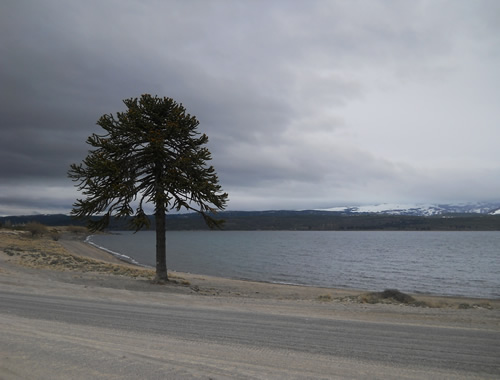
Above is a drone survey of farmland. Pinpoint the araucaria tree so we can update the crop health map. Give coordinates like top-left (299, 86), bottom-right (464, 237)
top-left (68, 94), bottom-right (228, 281)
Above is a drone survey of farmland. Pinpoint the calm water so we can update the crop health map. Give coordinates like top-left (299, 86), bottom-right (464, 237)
top-left (88, 231), bottom-right (500, 298)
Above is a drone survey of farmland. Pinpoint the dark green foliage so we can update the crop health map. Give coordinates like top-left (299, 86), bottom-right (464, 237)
top-left (68, 94), bottom-right (228, 280)
top-left (69, 94), bottom-right (227, 231)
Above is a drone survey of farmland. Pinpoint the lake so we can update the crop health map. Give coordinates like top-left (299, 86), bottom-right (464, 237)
top-left (88, 231), bottom-right (500, 299)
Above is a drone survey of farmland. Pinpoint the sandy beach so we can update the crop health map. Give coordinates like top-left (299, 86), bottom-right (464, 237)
top-left (1, 229), bottom-right (499, 379)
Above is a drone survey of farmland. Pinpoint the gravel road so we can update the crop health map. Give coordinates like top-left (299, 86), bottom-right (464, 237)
top-left (1, 290), bottom-right (499, 379)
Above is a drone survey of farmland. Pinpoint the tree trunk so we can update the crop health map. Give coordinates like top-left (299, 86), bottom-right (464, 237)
top-left (155, 202), bottom-right (168, 281)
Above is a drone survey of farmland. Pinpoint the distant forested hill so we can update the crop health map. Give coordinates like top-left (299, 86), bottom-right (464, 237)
top-left (1, 211), bottom-right (500, 231)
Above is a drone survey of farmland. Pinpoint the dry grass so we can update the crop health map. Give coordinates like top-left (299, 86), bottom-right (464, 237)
top-left (360, 289), bottom-right (423, 305)
top-left (353, 289), bottom-right (494, 309)
top-left (0, 229), bottom-right (188, 284)
top-left (317, 294), bottom-right (333, 302)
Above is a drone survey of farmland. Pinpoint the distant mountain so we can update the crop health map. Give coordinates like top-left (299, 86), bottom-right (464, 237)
top-left (0, 214), bottom-right (81, 227)
top-left (1, 202), bottom-right (500, 231)
top-left (317, 202), bottom-right (500, 216)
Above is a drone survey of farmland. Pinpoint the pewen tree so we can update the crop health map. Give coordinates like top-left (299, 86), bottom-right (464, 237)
top-left (68, 94), bottom-right (228, 281)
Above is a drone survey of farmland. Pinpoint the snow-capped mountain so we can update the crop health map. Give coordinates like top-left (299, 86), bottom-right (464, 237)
top-left (318, 202), bottom-right (500, 216)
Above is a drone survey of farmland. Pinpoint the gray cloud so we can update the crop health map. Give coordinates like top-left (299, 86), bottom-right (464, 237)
top-left (1, 0), bottom-right (499, 215)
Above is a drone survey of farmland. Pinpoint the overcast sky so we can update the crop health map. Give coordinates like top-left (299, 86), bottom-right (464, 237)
top-left (1, 0), bottom-right (499, 216)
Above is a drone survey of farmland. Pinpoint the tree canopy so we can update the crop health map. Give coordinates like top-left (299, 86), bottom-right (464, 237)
top-left (68, 94), bottom-right (228, 280)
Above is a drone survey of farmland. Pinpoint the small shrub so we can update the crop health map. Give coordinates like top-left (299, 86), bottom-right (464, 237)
top-left (317, 294), bottom-right (333, 302)
top-left (25, 222), bottom-right (49, 237)
top-left (5, 247), bottom-right (20, 256)
top-left (380, 289), bottom-right (416, 304)
top-left (361, 289), bottom-right (426, 306)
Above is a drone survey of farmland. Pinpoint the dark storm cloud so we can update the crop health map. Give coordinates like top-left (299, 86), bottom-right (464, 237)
top-left (1, 0), bottom-right (499, 215)
top-left (1, 1), bottom-right (173, 185)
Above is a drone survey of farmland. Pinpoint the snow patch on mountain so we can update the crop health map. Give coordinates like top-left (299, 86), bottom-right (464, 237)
top-left (317, 202), bottom-right (500, 216)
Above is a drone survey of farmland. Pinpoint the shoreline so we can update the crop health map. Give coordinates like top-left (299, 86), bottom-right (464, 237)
top-left (1, 229), bottom-right (498, 308)
top-left (83, 234), bottom-right (145, 266)
top-left (59, 232), bottom-right (500, 307)
top-left (83, 232), bottom-right (499, 303)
